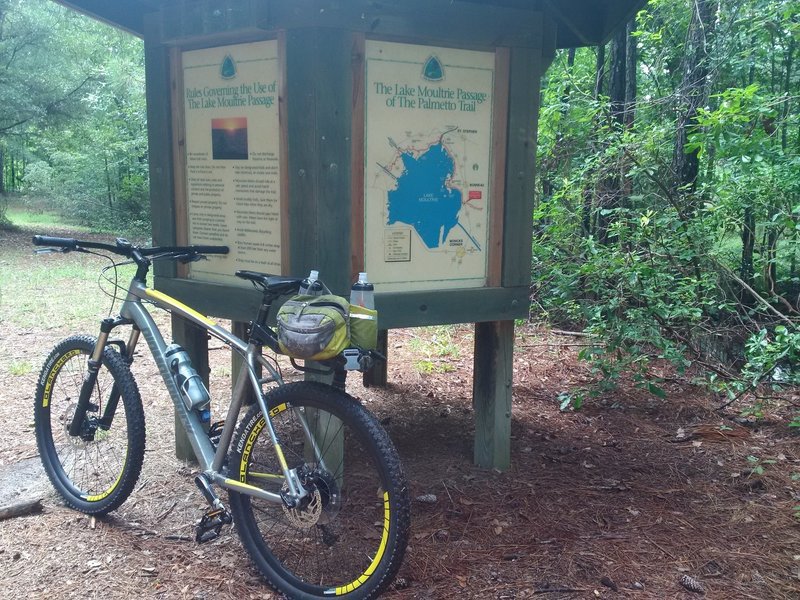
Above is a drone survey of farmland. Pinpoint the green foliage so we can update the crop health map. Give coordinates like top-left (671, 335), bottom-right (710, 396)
top-left (533, 187), bottom-right (719, 395)
top-left (0, 0), bottom-right (148, 232)
top-left (746, 454), bottom-right (776, 476)
top-left (533, 0), bottom-right (800, 418)
top-left (743, 326), bottom-right (800, 385)
top-left (557, 391), bottom-right (585, 411)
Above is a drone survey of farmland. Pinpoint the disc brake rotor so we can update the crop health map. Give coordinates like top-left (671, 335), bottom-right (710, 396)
top-left (282, 482), bottom-right (323, 528)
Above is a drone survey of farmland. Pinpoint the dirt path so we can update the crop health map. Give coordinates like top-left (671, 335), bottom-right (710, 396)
top-left (1, 227), bottom-right (799, 599)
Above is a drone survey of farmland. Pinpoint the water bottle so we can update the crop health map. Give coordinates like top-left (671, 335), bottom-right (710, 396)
top-left (299, 269), bottom-right (324, 295)
top-left (350, 272), bottom-right (375, 309)
top-left (165, 344), bottom-right (211, 423)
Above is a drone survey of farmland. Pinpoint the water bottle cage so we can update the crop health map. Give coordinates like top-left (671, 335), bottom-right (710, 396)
top-left (179, 373), bottom-right (206, 404)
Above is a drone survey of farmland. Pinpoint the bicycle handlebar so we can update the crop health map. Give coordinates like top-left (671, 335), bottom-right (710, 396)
top-left (32, 235), bottom-right (229, 258)
top-left (32, 235), bottom-right (82, 249)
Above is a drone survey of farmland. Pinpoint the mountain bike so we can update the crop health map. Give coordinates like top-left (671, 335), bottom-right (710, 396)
top-left (31, 235), bottom-right (410, 600)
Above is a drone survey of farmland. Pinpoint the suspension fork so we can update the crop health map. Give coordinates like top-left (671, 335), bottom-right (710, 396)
top-left (68, 318), bottom-right (115, 436)
top-left (68, 318), bottom-right (137, 437)
top-left (98, 325), bottom-right (140, 430)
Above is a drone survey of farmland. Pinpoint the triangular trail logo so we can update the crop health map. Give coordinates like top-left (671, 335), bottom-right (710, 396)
top-left (422, 55), bottom-right (444, 81)
top-left (220, 55), bottom-right (237, 80)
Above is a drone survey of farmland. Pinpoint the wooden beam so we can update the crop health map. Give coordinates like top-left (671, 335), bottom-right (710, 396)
top-left (488, 46), bottom-right (510, 287)
top-left (472, 320), bottom-right (514, 470)
top-left (143, 27), bottom-right (177, 281)
top-left (149, 1), bottom-right (545, 49)
top-left (376, 286), bottom-right (529, 328)
top-left (285, 28), bottom-right (320, 279)
top-left (502, 47), bottom-right (541, 288)
top-left (314, 28), bottom-right (355, 292)
top-left (350, 33), bottom-right (366, 281)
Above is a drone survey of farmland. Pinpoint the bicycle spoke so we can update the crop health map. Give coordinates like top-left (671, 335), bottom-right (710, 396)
top-left (36, 337), bottom-right (144, 514)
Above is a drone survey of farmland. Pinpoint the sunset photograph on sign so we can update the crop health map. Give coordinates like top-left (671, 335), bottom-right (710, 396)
top-left (211, 116), bottom-right (248, 160)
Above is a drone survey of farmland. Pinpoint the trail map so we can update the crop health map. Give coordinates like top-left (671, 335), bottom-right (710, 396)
top-left (364, 41), bottom-right (495, 292)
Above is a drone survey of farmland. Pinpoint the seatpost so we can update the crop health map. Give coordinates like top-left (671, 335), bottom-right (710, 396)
top-left (253, 293), bottom-right (274, 329)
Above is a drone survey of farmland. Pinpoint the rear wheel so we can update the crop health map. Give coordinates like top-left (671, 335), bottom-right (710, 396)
top-left (228, 382), bottom-right (410, 599)
top-left (34, 335), bottom-right (145, 515)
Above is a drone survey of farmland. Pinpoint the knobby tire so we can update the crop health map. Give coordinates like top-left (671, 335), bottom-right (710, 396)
top-left (34, 335), bottom-right (146, 515)
top-left (228, 381), bottom-right (410, 599)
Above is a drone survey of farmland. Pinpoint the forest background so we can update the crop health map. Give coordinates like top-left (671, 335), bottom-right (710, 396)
top-left (1, 0), bottom-right (799, 424)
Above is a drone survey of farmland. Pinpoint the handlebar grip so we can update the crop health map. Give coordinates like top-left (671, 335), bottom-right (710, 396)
top-left (32, 235), bottom-right (78, 249)
top-left (191, 245), bottom-right (229, 255)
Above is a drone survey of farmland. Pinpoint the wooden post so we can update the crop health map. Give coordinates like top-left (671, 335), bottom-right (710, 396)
top-left (303, 363), bottom-right (343, 483)
top-left (472, 320), bottom-right (514, 470)
top-left (171, 314), bottom-right (209, 462)
top-left (231, 321), bottom-right (260, 405)
top-left (363, 329), bottom-right (388, 387)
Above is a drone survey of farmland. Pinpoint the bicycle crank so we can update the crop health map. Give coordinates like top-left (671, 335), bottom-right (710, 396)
top-left (194, 473), bottom-right (232, 543)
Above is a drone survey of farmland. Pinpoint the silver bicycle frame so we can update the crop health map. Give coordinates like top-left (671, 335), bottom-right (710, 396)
top-left (118, 279), bottom-right (312, 504)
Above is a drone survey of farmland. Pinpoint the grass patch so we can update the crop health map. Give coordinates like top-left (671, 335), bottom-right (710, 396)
top-left (8, 361), bottom-right (33, 376)
top-left (0, 197), bottom-right (143, 330)
top-left (409, 326), bottom-right (461, 374)
top-left (6, 207), bottom-right (74, 229)
top-left (0, 245), bottom-right (137, 329)
top-left (4, 197), bottom-right (91, 233)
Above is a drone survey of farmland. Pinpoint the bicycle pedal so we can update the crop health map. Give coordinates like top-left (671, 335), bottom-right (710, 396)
top-left (195, 507), bottom-right (232, 544)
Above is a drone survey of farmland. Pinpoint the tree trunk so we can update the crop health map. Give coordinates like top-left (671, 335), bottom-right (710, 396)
top-left (781, 36), bottom-right (795, 151)
top-left (596, 25), bottom-right (628, 244)
top-left (9, 153), bottom-right (15, 192)
top-left (670, 0), bottom-right (716, 210)
top-left (622, 19), bottom-right (637, 203)
top-left (104, 154), bottom-right (113, 208)
top-left (0, 147), bottom-right (4, 195)
top-left (764, 225), bottom-right (780, 296)
top-left (582, 45), bottom-right (607, 238)
top-left (594, 44), bottom-right (606, 99)
top-left (740, 203), bottom-right (755, 290)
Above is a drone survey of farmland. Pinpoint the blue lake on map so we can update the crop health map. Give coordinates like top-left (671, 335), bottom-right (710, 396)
top-left (387, 143), bottom-right (462, 249)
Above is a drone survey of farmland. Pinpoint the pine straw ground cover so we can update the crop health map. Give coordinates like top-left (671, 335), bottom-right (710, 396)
top-left (0, 227), bottom-right (799, 599)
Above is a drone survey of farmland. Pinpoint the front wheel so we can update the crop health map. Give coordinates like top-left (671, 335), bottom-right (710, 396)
top-left (228, 382), bottom-right (410, 599)
top-left (34, 335), bottom-right (146, 515)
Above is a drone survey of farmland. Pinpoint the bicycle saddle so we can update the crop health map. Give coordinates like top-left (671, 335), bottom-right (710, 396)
top-left (235, 270), bottom-right (302, 296)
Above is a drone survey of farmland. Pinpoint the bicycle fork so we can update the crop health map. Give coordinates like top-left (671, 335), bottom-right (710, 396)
top-left (68, 317), bottom-right (139, 440)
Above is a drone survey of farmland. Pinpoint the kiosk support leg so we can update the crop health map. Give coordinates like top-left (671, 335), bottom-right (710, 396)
top-left (363, 329), bottom-right (389, 387)
top-left (171, 314), bottom-right (210, 463)
top-left (472, 320), bottom-right (514, 470)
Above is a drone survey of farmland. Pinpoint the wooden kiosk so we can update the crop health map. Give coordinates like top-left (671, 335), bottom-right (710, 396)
top-left (59, 0), bottom-right (643, 470)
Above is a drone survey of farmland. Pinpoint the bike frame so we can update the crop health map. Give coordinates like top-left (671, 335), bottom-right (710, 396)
top-left (103, 277), bottom-right (322, 506)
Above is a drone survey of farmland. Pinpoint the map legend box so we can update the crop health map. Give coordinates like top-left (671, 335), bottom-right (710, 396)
top-left (384, 229), bottom-right (412, 262)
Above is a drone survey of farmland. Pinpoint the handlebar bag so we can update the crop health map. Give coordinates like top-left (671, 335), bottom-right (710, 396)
top-left (277, 294), bottom-right (350, 360)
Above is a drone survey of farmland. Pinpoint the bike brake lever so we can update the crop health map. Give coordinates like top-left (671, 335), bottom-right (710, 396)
top-left (176, 253), bottom-right (207, 264)
top-left (34, 247), bottom-right (73, 255)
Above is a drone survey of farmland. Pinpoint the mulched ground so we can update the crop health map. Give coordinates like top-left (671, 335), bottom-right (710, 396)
top-left (1, 227), bottom-right (799, 599)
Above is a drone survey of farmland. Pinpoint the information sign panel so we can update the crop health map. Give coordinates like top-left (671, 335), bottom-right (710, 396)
top-left (181, 40), bottom-right (281, 284)
top-left (364, 41), bottom-right (495, 292)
